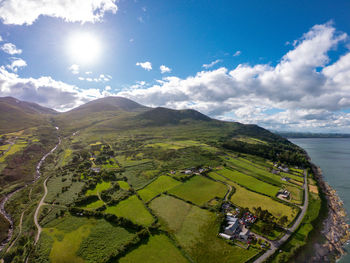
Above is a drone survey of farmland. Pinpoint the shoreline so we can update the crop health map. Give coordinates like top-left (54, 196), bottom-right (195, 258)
top-left (309, 163), bottom-right (350, 262)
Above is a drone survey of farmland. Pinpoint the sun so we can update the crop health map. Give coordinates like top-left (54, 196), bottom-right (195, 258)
top-left (67, 32), bottom-right (101, 64)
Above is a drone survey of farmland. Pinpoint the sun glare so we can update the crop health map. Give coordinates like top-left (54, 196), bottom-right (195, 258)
top-left (67, 32), bottom-right (101, 64)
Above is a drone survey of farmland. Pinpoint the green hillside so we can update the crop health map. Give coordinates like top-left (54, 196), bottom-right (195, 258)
top-left (0, 96), bottom-right (318, 263)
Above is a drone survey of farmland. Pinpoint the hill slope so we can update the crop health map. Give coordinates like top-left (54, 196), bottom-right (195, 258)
top-left (0, 97), bottom-right (56, 133)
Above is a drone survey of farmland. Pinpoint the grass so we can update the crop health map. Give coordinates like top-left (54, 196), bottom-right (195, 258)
top-left (105, 195), bottom-right (154, 226)
top-left (284, 185), bottom-right (304, 205)
top-left (215, 168), bottom-right (280, 197)
top-left (118, 235), bottom-right (189, 263)
top-left (168, 175), bottom-right (227, 206)
top-left (86, 181), bottom-right (112, 196)
top-left (117, 180), bottom-right (130, 190)
top-left (45, 174), bottom-right (84, 205)
top-left (44, 216), bottom-right (95, 263)
top-left (138, 175), bottom-right (181, 202)
top-left (0, 142), bottom-right (27, 162)
top-left (77, 220), bottom-right (136, 263)
top-left (251, 220), bottom-right (285, 240)
top-left (122, 162), bottom-right (158, 189)
top-left (61, 148), bottom-right (72, 166)
top-left (150, 195), bottom-right (259, 263)
top-left (230, 181), bottom-right (298, 225)
top-left (225, 156), bottom-right (284, 187)
top-left (82, 200), bottom-right (105, 210)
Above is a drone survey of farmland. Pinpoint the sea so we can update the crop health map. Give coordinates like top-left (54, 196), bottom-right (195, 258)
top-left (290, 138), bottom-right (350, 262)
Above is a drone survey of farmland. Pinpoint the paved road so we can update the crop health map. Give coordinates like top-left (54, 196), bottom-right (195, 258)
top-left (33, 176), bottom-right (50, 244)
top-left (253, 171), bottom-right (309, 263)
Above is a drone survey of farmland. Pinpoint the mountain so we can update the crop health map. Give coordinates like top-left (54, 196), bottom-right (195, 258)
top-left (139, 107), bottom-right (212, 125)
top-left (69, 96), bottom-right (148, 113)
top-left (0, 97), bottom-right (56, 133)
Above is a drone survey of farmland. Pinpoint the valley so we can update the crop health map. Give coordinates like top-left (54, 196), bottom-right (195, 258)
top-left (0, 96), bottom-right (323, 263)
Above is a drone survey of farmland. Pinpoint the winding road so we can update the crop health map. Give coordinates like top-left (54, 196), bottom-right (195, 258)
top-left (253, 171), bottom-right (309, 263)
top-left (0, 129), bottom-right (60, 252)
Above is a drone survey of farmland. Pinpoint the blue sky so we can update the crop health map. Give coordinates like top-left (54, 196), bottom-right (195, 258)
top-left (1, 0), bottom-right (350, 132)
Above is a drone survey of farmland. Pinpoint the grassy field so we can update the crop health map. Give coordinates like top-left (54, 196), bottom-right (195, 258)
top-left (284, 185), bottom-right (304, 205)
top-left (117, 180), bottom-right (130, 190)
top-left (230, 182), bottom-right (298, 225)
top-left (82, 200), bottom-right (105, 210)
top-left (215, 168), bottom-right (280, 197)
top-left (118, 234), bottom-right (189, 263)
top-left (86, 181), bottom-right (112, 196)
top-left (43, 216), bottom-right (95, 263)
top-left (150, 195), bottom-right (259, 262)
top-left (45, 174), bottom-right (84, 205)
top-left (122, 162), bottom-right (159, 189)
top-left (77, 220), bottom-right (136, 263)
top-left (251, 220), bottom-right (285, 240)
top-left (138, 175), bottom-right (181, 202)
top-left (225, 156), bottom-right (284, 186)
top-left (0, 142), bottom-right (27, 162)
top-left (105, 195), bottom-right (154, 226)
top-left (168, 175), bottom-right (227, 206)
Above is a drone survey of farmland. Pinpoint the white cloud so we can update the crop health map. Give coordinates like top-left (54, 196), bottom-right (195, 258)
top-left (1, 43), bottom-right (22, 55)
top-left (0, 35), bottom-right (2, 42)
top-left (136, 61), bottom-right (152, 71)
top-left (0, 66), bottom-right (110, 111)
top-left (0, 0), bottom-right (118, 25)
top-left (69, 64), bottom-right (80, 75)
top-left (85, 71), bottom-right (92, 75)
top-left (6, 57), bottom-right (27, 72)
top-left (202, 59), bottom-right (222, 69)
top-left (77, 73), bottom-right (111, 82)
top-left (160, 65), bottom-right (171, 74)
top-left (118, 23), bottom-right (350, 131)
top-left (233, 51), bottom-right (241, 57)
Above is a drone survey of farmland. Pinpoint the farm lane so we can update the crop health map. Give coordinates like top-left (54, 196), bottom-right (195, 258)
top-left (253, 171), bottom-right (308, 263)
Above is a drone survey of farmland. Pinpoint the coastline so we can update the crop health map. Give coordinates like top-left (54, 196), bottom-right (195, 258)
top-left (310, 163), bottom-right (350, 262)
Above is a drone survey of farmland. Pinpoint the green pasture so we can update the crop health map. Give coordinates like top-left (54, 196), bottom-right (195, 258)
top-left (168, 175), bottom-right (227, 206)
top-left (138, 175), bottom-right (181, 202)
top-left (104, 195), bottom-right (154, 226)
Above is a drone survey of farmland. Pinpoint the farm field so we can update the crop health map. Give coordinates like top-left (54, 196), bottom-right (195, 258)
top-left (77, 220), bottom-right (136, 263)
top-left (225, 156), bottom-right (285, 186)
top-left (149, 195), bottom-right (259, 262)
top-left (284, 185), bottom-right (304, 205)
top-left (168, 175), bottom-right (227, 206)
top-left (82, 200), bottom-right (105, 210)
top-left (86, 181), bottom-right (112, 196)
top-left (216, 168), bottom-right (280, 197)
top-left (104, 195), bottom-right (154, 226)
top-left (138, 175), bottom-right (181, 202)
top-left (118, 234), bottom-right (189, 263)
top-left (230, 182), bottom-right (298, 225)
top-left (41, 215), bottom-right (136, 263)
top-left (117, 180), bottom-right (130, 190)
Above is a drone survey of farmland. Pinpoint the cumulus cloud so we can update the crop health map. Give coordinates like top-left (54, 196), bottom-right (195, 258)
top-left (69, 64), bottom-right (79, 75)
top-left (78, 73), bottom-right (112, 82)
top-left (118, 23), bottom-right (350, 131)
top-left (6, 57), bottom-right (27, 72)
top-left (0, 66), bottom-right (109, 111)
top-left (0, 35), bottom-right (2, 42)
top-left (1, 43), bottom-right (22, 55)
top-left (136, 61), bottom-right (152, 71)
top-left (0, 0), bottom-right (118, 25)
top-left (202, 59), bottom-right (222, 69)
top-left (160, 65), bottom-right (171, 74)
top-left (233, 51), bottom-right (241, 57)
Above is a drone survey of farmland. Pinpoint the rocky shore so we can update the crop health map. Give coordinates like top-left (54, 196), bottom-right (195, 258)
top-left (311, 165), bottom-right (350, 262)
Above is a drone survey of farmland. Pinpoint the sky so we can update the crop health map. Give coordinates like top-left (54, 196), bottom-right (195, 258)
top-left (1, 0), bottom-right (350, 132)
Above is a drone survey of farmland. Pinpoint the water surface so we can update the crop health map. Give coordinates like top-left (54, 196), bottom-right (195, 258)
top-left (290, 138), bottom-right (350, 262)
